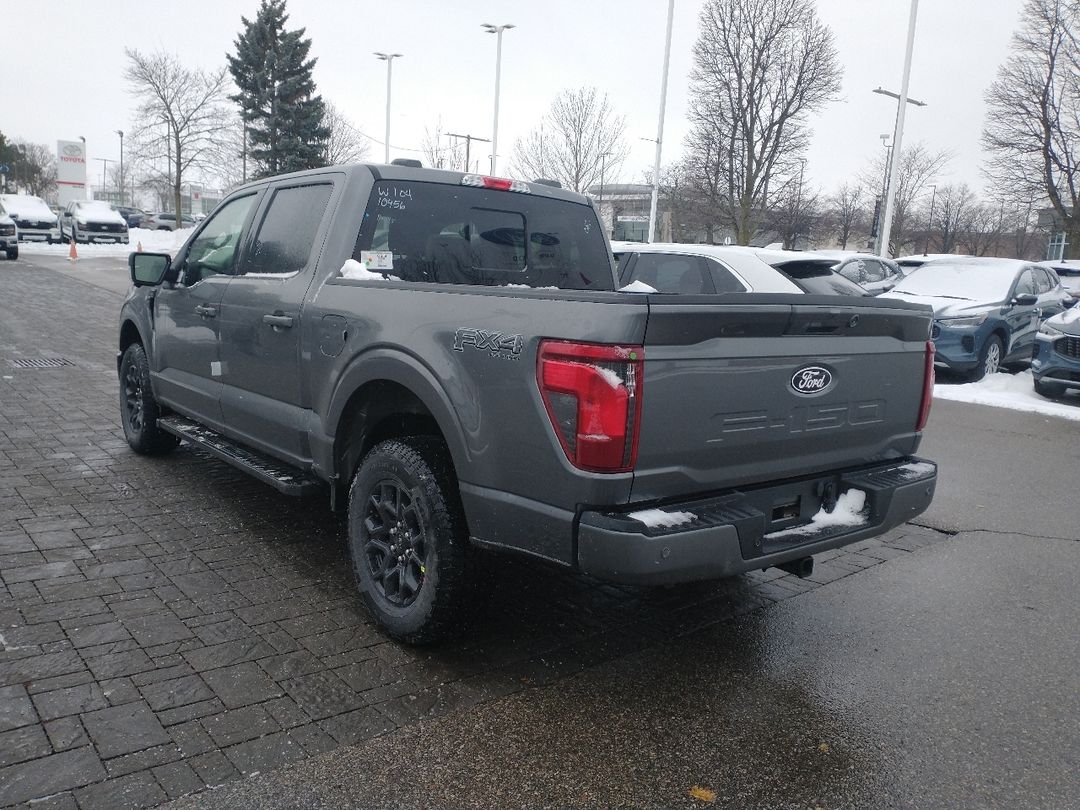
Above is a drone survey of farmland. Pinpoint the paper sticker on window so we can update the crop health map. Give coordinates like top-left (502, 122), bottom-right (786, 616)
top-left (360, 250), bottom-right (394, 271)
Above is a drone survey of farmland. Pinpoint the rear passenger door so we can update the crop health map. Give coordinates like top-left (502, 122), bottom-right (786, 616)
top-left (217, 178), bottom-right (337, 465)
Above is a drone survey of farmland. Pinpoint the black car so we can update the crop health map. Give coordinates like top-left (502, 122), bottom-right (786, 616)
top-left (113, 206), bottom-right (148, 229)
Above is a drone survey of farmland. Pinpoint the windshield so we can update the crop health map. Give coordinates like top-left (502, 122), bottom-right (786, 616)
top-left (775, 260), bottom-right (866, 296)
top-left (77, 201), bottom-right (117, 215)
top-left (889, 264), bottom-right (1018, 301)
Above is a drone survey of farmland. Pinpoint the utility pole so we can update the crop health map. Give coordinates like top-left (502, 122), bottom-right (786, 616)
top-left (648, 0), bottom-right (675, 243)
top-left (115, 130), bottom-right (124, 206)
top-left (446, 133), bottom-right (490, 173)
top-left (96, 158), bottom-right (115, 201)
top-left (924, 184), bottom-right (938, 255)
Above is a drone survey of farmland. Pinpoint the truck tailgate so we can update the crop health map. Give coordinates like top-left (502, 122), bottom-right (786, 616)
top-left (631, 295), bottom-right (933, 501)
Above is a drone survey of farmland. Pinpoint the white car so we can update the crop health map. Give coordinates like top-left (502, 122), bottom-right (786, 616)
top-left (59, 200), bottom-right (129, 244)
top-left (0, 212), bottom-right (18, 259)
top-left (0, 193), bottom-right (60, 243)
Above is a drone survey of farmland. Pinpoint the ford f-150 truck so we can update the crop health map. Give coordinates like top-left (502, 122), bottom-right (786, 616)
top-left (118, 163), bottom-right (938, 643)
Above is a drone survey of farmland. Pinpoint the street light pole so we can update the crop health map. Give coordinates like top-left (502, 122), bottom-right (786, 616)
top-left (482, 23), bottom-right (515, 176)
top-left (115, 130), bottom-right (124, 206)
top-left (878, 0), bottom-right (921, 258)
top-left (648, 0), bottom-right (675, 243)
top-left (374, 52), bottom-right (403, 164)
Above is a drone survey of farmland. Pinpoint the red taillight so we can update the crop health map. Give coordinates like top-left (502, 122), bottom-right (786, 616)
top-left (461, 174), bottom-right (531, 193)
top-left (537, 340), bottom-right (644, 473)
top-left (916, 340), bottom-right (935, 431)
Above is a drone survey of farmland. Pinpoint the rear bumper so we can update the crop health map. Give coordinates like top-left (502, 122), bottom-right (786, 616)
top-left (577, 457), bottom-right (937, 584)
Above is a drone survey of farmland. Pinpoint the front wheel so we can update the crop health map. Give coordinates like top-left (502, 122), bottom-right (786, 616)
top-left (119, 343), bottom-right (179, 455)
top-left (347, 438), bottom-right (475, 645)
top-left (970, 335), bottom-right (1003, 381)
top-left (5, 247), bottom-right (16, 260)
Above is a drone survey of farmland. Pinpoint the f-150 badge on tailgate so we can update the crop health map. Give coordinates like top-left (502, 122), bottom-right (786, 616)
top-left (791, 365), bottom-right (833, 395)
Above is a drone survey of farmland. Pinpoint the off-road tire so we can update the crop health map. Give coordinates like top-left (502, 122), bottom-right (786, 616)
top-left (119, 343), bottom-right (179, 455)
top-left (347, 438), bottom-right (475, 645)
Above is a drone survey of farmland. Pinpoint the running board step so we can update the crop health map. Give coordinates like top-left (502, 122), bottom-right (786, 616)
top-left (157, 416), bottom-right (321, 497)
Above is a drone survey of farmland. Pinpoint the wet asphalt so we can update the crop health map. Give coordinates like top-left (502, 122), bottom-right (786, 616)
top-left (18, 252), bottom-right (1080, 808)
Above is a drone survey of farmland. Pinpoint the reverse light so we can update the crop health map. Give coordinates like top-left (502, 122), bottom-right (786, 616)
top-left (916, 340), bottom-right (935, 432)
top-left (461, 174), bottom-right (531, 193)
top-left (537, 340), bottom-right (644, 473)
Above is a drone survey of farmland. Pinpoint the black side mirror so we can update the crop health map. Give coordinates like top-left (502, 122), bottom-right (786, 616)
top-left (1012, 293), bottom-right (1038, 306)
top-left (129, 252), bottom-right (172, 287)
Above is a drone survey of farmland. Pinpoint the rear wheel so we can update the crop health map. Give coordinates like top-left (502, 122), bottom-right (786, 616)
top-left (970, 335), bottom-right (1003, 381)
top-left (347, 438), bottom-right (475, 644)
top-left (119, 343), bottom-right (179, 455)
top-left (1034, 378), bottom-right (1067, 399)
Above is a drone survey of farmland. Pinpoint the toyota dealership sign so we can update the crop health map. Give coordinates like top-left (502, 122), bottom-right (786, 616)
top-left (56, 140), bottom-right (87, 206)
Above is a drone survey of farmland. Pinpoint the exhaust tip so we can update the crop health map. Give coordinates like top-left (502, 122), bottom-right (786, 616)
top-left (775, 556), bottom-right (814, 579)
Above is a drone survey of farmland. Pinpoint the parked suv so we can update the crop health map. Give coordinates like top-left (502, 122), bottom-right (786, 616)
top-left (60, 200), bottom-right (129, 244)
top-left (141, 212), bottom-right (197, 231)
top-left (882, 257), bottom-right (1070, 380)
top-left (113, 205), bottom-right (148, 229)
top-left (0, 193), bottom-right (60, 243)
top-left (0, 212), bottom-right (17, 259)
top-left (118, 163), bottom-right (937, 643)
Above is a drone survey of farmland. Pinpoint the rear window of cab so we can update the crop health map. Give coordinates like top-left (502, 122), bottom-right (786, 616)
top-left (353, 180), bottom-right (614, 291)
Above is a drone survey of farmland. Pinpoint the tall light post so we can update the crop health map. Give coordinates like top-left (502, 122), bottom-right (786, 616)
top-left (374, 52), bottom-right (403, 164)
top-left (115, 130), bottom-right (124, 205)
top-left (924, 183), bottom-right (938, 255)
top-left (873, 134), bottom-right (893, 254)
top-left (78, 137), bottom-right (87, 199)
top-left (648, 0), bottom-right (675, 243)
top-left (877, 0), bottom-right (922, 258)
top-left (481, 23), bottom-right (514, 176)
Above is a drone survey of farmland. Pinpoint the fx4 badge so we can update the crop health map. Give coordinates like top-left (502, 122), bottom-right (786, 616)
top-left (453, 327), bottom-right (524, 359)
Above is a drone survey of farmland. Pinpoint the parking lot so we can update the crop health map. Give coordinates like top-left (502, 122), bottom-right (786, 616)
top-left (1, 255), bottom-right (1078, 809)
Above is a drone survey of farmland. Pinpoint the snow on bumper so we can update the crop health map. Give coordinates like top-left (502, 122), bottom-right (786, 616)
top-left (577, 457), bottom-right (937, 584)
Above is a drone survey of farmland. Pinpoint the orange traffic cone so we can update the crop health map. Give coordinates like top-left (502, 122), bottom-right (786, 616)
top-left (68, 238), bottom-right (78, 262)
top-left (136, 241), bottom-right (143, 253)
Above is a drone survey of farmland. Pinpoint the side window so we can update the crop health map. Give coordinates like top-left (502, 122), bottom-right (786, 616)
top-left (631, 254), bottom-right (715, 294)
top-left (1037, 268), bottom-right (1056, 293)
top-left (1014, 269), bottom-right (1037, 297)
top-left (704, 257), bottom-right (747, 293)
top-left (181, 194), bottom-right (258, 285)
top-left (243, 184), bottom-right (333, 276)
top-left (837, 263), bottom-right (862, 283)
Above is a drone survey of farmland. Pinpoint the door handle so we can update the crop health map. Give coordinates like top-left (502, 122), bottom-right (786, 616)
top-left (194, 304), bottom-right (217, 317)
top-left (263, 314), bottom-right (294, 329)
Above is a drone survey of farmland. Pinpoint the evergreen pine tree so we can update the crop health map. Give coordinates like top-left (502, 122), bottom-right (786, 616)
top-left (228, 0), bottom-right (330, 176)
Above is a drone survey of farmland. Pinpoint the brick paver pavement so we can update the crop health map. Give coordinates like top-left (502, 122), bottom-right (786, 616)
top-left (0, 263), bottom-right (949, 808)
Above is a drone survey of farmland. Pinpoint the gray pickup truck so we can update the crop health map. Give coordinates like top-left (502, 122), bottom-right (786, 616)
top-left (118, 163), bottom-right (938, 643)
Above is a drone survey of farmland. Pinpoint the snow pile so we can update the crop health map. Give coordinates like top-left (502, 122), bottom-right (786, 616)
top-left (627, 508), bottom-right (696, 529)
top-left (765, 489), bottom-right (868, 540)
top-left (934, 370), bottom-right (1080, 422)
top-left (618, 280), bottom-right (657, 293)
top-left (339, 259), bottom-right (401, 282)
top-left (897, 461), bottom-right (936, 479)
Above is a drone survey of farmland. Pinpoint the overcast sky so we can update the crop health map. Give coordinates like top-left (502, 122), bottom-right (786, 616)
top-left (4, 0), bottom-right (1025, 197)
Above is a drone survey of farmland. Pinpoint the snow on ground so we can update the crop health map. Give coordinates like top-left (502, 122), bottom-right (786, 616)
top-left (18, 228), bottom-right (194, 257)
top-left (934, 369), bottom-right (1080, 422)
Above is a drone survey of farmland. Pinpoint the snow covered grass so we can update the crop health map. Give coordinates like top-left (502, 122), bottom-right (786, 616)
top-left (18, 227), bottom-right (194, 257)
top-left (934, 369), bottom-right (1080, 422)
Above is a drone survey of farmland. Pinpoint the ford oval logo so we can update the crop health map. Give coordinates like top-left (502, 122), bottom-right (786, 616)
top-left (791, 366), bottom-right (833, 395)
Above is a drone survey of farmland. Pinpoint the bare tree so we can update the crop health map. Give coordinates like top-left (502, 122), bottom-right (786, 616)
top-left (930, 183), bottom-right (977, 253)
top-left (983, 0), bottom-right (1080, 257)
top-left (324, 102), bottom-right (370, 166)
top-left (828, 182), bottom-right (865, 249)
top-left (860, 143), bottom-right (950, 256)
top-left (684, 0), bottom-right (842, 245)
top-left (964, 202), bottom-right (1011, 256)
top-left (125, 49), bottom-right (231, 220)
top-left (511, 87), bottom-right (629, 192)
top-left (767, 181), bottom-right (822, 250)
top-left (420, 121), bottom-right (465, 170)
